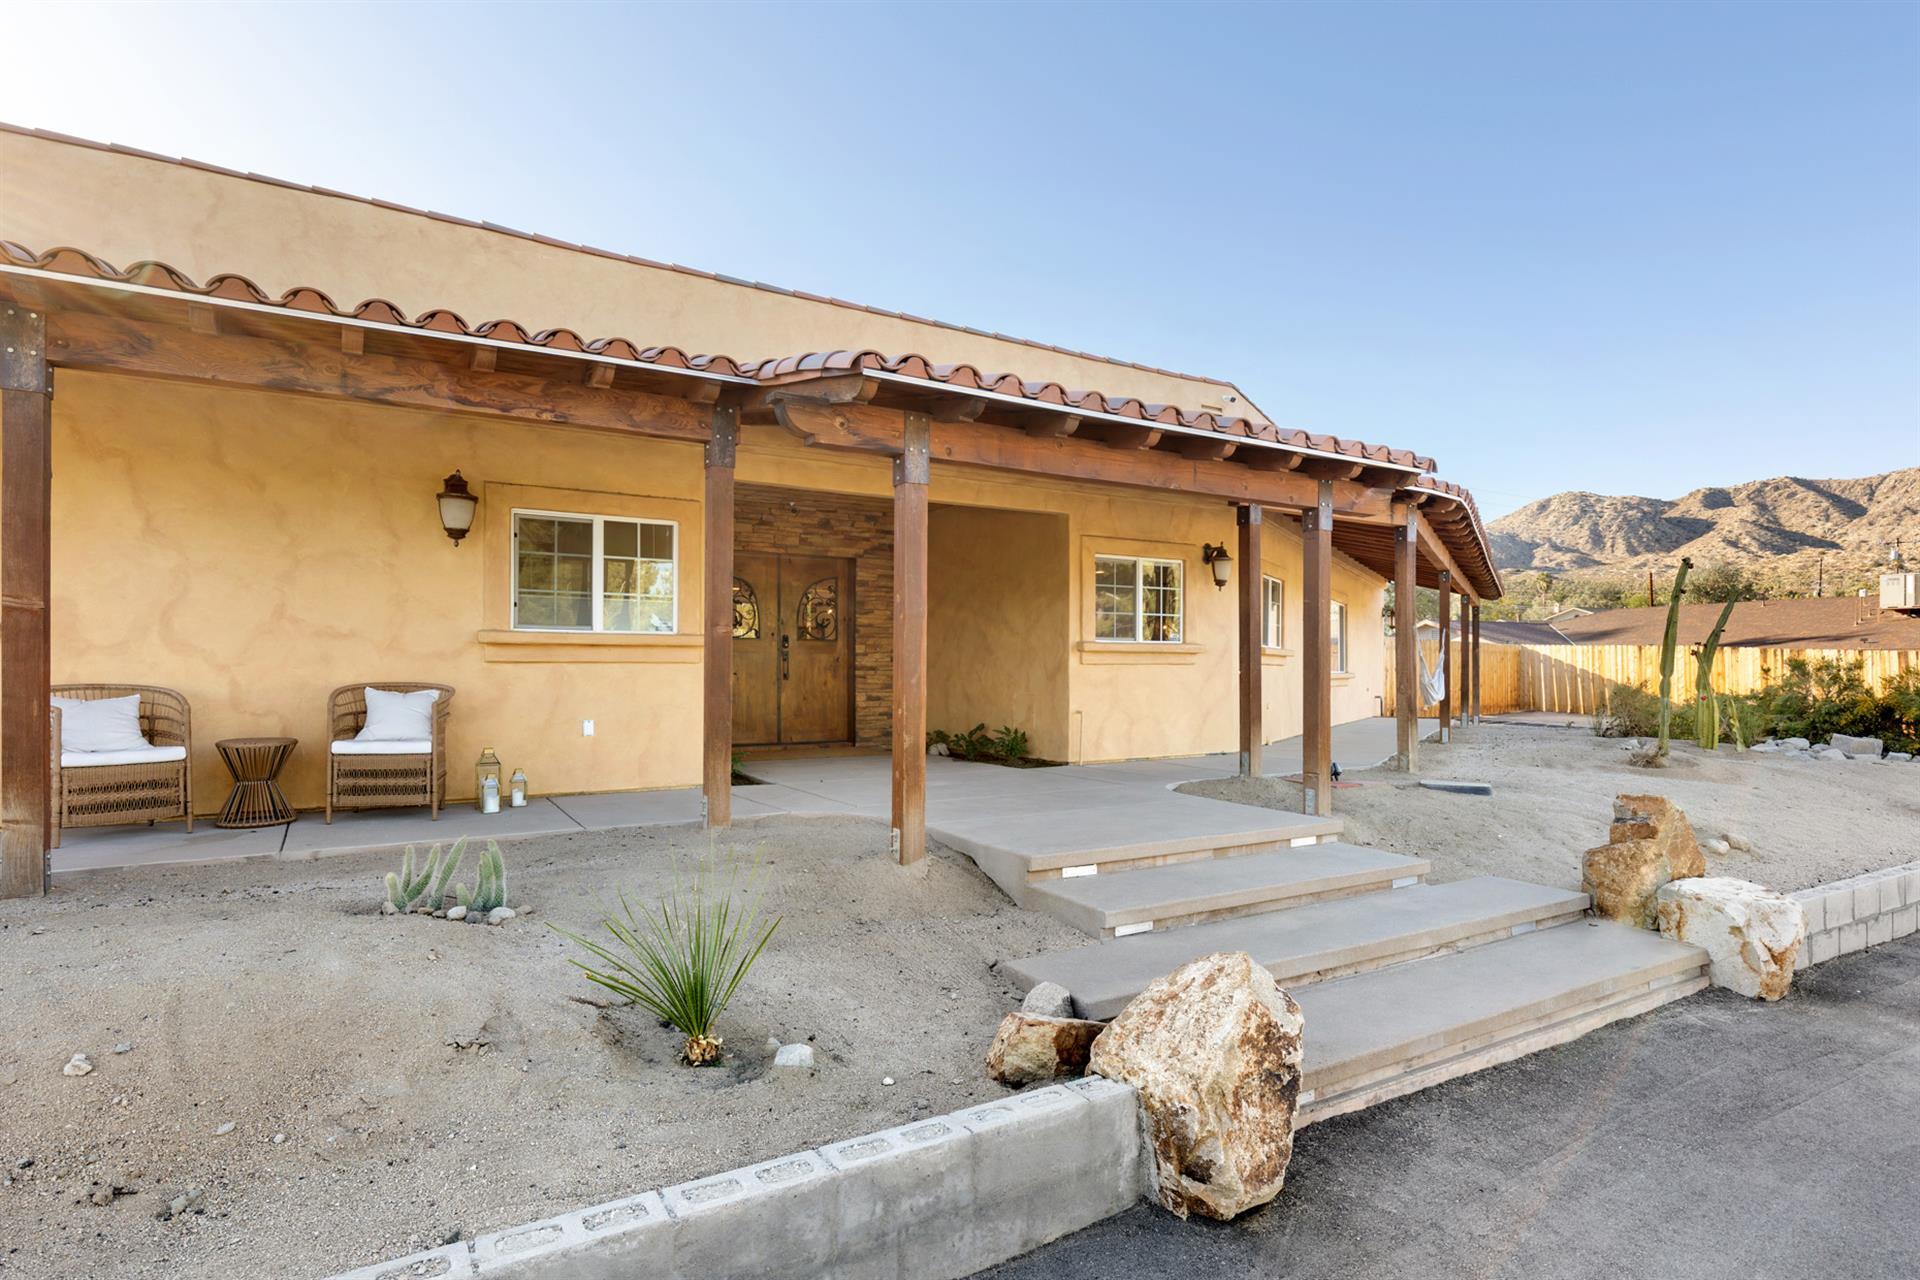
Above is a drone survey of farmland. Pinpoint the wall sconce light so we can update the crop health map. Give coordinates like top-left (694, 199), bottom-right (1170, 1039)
top-left (1201, 542), bottom-right (1232, 589)
top-left (437, 470), bottom-right (478, 545)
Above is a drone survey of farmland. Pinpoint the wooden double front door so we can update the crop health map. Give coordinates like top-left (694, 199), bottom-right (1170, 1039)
top-left (731, 553), bottom-right (854, 745)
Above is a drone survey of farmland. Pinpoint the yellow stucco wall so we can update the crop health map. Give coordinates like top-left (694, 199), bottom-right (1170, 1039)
top-left (48, 374), bottom-right (1387, 813)
top-left (0, 130), bottom-right (1263, 421)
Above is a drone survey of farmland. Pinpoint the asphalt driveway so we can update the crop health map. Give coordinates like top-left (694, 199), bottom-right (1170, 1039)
top-left (983, 935), bottom-right (1920, 1280)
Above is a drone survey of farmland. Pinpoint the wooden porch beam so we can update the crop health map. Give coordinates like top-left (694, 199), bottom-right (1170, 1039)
top-left (1411, 501), bottom-right (1477, 601)
top-left (1237, 504), bottom-right (1263, 777)
top-left (340, 327), bottom-right (365, 357)
top-left (702, 406), bottom-right (738, 829)
top-left (1022, 414), bottom-right (1080, 439)
top-left (1458, 592), bottom-right (1473, 736)
top-left (1175, 436), bottom-right (1238, 462)
top-left (1297, 457), bottom-right (1365, 482)
top-left (1301, 481), bottom-right (1334, 816)
top-left (1437, 569), bottom-right (1453, 743)
top-left (45, 312), bottom-right (714, 443)
top-left (1, 303), bottom-right (51, 898)
top-left (469, 346), bottom-right (497, 373)
top-left (1094, 423), bottom-right (1162, 450)
top-left (741, 374), bottom-right (880, 411)
top-left (1470, 603), bottom-right (1483, 723)
top-left (1238, 448), bottom-right (1305, 472)
top-left (584, 364), bottom-right (615, 389)
top-left (930, 396), bottom-right (988, 423)
top-left (1393, 502), bottom-right (1420, 772)
top-left (773, 401), bottom-right (1398, 518)
top-left (891, 412), bottom-right (931, 865)
top-left (185, 302), bottom-right (219, 336)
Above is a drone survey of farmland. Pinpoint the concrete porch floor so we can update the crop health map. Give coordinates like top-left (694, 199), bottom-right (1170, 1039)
top-left (49, 716), bottom-right (1438, 877)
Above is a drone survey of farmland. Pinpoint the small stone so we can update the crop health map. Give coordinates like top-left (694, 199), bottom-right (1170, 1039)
top-left (1890, 752), bottom-right (1914, 763)
top-left (379, 901), bottom-right (398, 916)
top-left (112, 1043), bottom-right (131, 1055)
top-left (433, 909), bottom-right (448, 919)
top-left (772, 1043), bottom-right (815, 1070)
top-left (446, 906), bottom-right (467, 921)
top-left (62, 1053), bottom-right (92, 1077)
top-left (90, 1185), bottom-right (115, 1206)
top-left (1723, 833), bottom-right (1752, 852)
top-left (270, 1133), bottom-right (286, 1145)
top-left (881, 1076), bottom-right (896, 1086)
top-left (1701, 837), bottom-right (1730, 856)
top-left (1749, 740), bottom-right (1777, 753)
top-left (928, 741), bottom-right (950, 756)
top-left (213, 1122), bottom-right (235, 1136)
top-left (1779, 737), bottom-right (1810, 750)
top-left (1020, 981), bottom-right (1075, 1019)
top-left (487, 907), bottom-right (515, 925)
top-left (986, 1012), bottom-right (1104, 1084)
top-left (1827, 733), bottom-right (1884, 759)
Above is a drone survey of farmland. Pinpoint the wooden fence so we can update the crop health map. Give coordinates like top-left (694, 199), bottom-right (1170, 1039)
top-left (1385, 640), bottom-right (1919, 719)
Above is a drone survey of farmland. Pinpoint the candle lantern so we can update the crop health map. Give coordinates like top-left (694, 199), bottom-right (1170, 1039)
top-left (476, 747), bottom-right (503, 814)
top-left (508, 768), bottom-right (528, 808)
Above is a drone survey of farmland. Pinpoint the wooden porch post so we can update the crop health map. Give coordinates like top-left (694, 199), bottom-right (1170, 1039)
top-left (1, 304), bottom-right (51, 898)
top-left (1458, 592), bottom-right (1473, 734)
top-left (891, 413), bottom-right (930, 864)
top-left (1236, 503), bottom-right (1262, 777)
top-left (701, 406), bottom-right (738, 828)
top-left (1300, 481), bottom-right (1334, 816)
top-left (1392, 502), bottom-right (1419, 771)
top-left (1471, 604), bottom-right (1483, 722)
top-left (1436, 569), bottom-right (1453, 744)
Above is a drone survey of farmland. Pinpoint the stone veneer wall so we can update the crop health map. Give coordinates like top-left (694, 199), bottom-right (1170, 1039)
top-left (1792, 860), bottom-right (1920, 969)
top-left (734, 486), bottom-right (893, 746)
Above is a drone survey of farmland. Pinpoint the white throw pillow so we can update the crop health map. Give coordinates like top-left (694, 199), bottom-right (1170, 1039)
top-left (52, 693), bottom-right (152, 753)
top-left (356, 687), bottom-right (439, 742)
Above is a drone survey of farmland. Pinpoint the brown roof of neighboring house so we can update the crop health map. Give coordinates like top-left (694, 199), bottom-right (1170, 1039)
top-left (1553, 598), bottom-right (1920, 650)
top-left (1440, 619), bottom-right (1573, 645)
top-left (0, 122), bottom-right (1241, 393)
top-left (0, 241), bottom-right (1437, 470)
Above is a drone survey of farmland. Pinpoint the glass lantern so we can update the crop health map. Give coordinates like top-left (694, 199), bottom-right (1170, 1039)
top-left (508, 768), bottom-right (528, 808)
top-left (475, 747), bottom-right (503, 814)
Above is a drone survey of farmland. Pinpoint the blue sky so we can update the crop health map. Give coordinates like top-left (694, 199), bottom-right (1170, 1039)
top-left (2, 0), bottom-right (1914, 517)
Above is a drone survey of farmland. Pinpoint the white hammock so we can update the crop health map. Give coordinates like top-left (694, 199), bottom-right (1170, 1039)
top-left (1417, 639), bottom-right (1447, 705)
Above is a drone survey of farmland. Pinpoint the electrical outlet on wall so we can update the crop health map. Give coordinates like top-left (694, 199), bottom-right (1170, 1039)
top-left (582, 719), bottom-right (595, 737)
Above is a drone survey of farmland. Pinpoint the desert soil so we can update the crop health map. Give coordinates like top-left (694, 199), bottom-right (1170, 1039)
top-left (1183, 721), bottom-right (1919, 892)
top-left (0, 815), bottom-right (1082, 1279)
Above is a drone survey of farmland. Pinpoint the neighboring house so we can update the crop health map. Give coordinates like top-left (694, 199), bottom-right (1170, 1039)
top-left (1543, 606), bottom-right (1593, 624)
top-left (1551, 598), bottom-right (1920, 651)
top-left (1434, 618), bottom-right (1572, 646)
top-left (0, 124), bottom-right (1500, 893)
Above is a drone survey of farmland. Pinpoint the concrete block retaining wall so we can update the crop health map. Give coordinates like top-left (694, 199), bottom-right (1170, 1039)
top-left (332, 1075), bottom-right (1146, 1280)
top-left (1793, 860), bottom-right (1920, 970)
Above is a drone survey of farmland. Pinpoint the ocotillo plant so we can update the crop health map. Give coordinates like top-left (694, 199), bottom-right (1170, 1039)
top-left (1655, 558), bottom-right (1693, 759)
top-left (1693, 597), bottom-right (1739, 749)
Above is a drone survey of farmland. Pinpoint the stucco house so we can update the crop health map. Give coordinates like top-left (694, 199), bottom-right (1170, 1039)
top-left (0, 123), bottom-right (1500, 896)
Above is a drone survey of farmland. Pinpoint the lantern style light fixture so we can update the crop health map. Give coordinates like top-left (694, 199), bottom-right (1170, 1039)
top-left (475, 747), bottom-right (503, 814)
top-left (437, 470), bottom-right (478, 545)
top-left (1201, 542), bottom-right (1233, 589)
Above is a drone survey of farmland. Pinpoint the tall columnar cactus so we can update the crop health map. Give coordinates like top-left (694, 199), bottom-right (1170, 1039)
top-left (384, 838), bottom-right (468, 912)
top-left (457, 841), bottom-right (508, 914)
top-left (1694, 597), bottom-right (1738, 749)
top-left (1655, 558), bottom-right (1693, 759)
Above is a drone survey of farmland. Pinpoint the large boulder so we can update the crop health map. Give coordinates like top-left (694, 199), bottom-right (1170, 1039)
top-left (1827, 733), bottom-right (1884, 759)
top-left (1581, 794), bottom-right (1706, 927)
top-left (1654, 877), bottom-right (1806, 1000)
top-left (1087, 952), bottom-right (1303, 1221)
top-left (985, 1012), bottom-right (1103, 1085)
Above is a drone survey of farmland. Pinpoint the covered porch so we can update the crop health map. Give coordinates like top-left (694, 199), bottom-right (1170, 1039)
top-left (0, 244), bottom-right (1500, 898)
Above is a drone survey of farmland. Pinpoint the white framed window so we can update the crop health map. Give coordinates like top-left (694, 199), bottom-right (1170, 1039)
top-left (1331, 600), bottom-right (1349, 673)
top-left (1262, 576), bottom-right (1284, 648)
top-left (1094, 555), bottom-right (1184, 643)
top-left (512, 509), bottom-right (677, 634)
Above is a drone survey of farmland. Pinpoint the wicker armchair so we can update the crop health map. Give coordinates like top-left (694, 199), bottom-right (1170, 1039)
top-left (325, 684), bottom-right (454, 822)
top-left (50, 684), bottom-right (193, 848)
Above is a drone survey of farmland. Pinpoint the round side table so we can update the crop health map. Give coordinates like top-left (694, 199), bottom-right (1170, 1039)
top-left (215, 737), bottom-right (298, 828)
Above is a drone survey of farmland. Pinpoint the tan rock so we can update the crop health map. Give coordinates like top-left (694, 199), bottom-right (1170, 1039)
top-left (1583, 794), bottom-right (1707, 927)
top-left (1655, 877), bottom-right (1805, 1000)
top-left (985, 1012), bottom-right (1103, 1085)
top-left (1087, 952), bottom-right (1303, 1221)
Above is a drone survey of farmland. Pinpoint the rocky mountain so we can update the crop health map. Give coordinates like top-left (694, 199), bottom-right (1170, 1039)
top-left (1489, 467), bottom-right (1920, 592)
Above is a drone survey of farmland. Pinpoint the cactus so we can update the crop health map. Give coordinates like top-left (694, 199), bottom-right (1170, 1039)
top-left (1693, 596), bottom-right (1738, 749)
top-left (383, 839), bottom-right (470, 912)
top-left (1655, 558), bottom-right (1692, 759)
top-left (457, 840), bottom-right (508, 914)
top-left (431, 836), bottom-right (468, 905)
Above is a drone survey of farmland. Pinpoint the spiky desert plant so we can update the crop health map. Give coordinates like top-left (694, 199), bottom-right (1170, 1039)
top-left (1655, 558), bottom-right (1693, 758)
top-left (385, 841), bottom-right (460, 911)
top-left (431, 836), bottom-right (468, 905)
top-left (1693, 596), bottom-right (1738, 749)
top-left (456, 840), bottom-right (508, 914)
top-left (551, 844), bottom-right (780, 1066)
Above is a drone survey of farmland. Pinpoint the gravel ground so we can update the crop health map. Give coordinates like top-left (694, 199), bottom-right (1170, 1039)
top-left (1183, 722), bottom-right (1919, 892)
top-left (0, 815), bottom-right (1083, 1279)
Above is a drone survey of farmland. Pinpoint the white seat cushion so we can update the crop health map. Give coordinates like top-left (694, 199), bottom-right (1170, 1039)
top-left (356, 687), bottom-right (439, 742)
top-left (53, 693), bottom-right (153, 753)
top-left (61, 744), bottom-right (187, 768)
top-left (331, 738), bottom-right (432, 756)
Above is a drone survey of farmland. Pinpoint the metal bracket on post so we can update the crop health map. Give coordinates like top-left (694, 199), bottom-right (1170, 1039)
top-left (890, 828), bottom-right (902, 860)
top-left (894, 412), bottom-right (931, 486)
top-left (705, 404), bottom-right (738, 468)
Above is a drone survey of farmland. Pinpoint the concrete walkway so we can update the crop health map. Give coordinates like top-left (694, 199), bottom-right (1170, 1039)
top-left (52, 717), bottom-right (1428, 876)
top-left (982, 934), bottom-right (1920, 1280)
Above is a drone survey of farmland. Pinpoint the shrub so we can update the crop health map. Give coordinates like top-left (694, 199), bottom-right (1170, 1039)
top-left (988, 725), bottom-right (1030, 762)
top-left (1592, 685), bottom-right (1663, 739)
top-left (552, 846), bottom-right (780, 1066)
top-left (1758, 657), bottom-right (1881, 744)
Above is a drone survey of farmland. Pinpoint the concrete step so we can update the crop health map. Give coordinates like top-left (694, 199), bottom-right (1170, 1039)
top-left (1004, 876), bottom-right (1591, 1018)
top-left (1294, 921), bottom-right (1708, 1126)
top-left (1025, 842), bottom-right (1430, 938)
